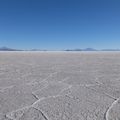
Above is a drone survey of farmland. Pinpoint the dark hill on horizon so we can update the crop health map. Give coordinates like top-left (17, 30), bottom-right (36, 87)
top-left (0, 47), bottom-right (22, 51)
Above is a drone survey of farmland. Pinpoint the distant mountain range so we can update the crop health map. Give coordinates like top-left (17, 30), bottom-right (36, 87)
top-left (0, 47), bottom-right (22, 51)
top-left (65, 48), bottom-right (120, 51)
top-left (65, 48), bottom-right (99, 51)
top-left (101, 49), bottom-right (120, 51)
top-left (0, 47), bottom-right (120, 51)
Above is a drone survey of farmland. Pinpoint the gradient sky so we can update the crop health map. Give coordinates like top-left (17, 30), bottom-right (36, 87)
top-left (0, 0), bottom-right (120, 50)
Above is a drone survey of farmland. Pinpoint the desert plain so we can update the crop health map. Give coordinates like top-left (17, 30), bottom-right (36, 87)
top-left (0, 51), bottom-right (120, 120)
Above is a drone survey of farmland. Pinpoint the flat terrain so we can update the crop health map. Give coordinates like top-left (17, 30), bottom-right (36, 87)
top-left (0, 51), bottom-right (120, 120)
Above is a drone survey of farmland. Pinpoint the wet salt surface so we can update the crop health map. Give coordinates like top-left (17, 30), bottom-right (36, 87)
top-left (0, 51), bottom-right (120, 120)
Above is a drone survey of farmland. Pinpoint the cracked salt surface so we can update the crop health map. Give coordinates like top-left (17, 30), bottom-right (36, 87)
top-left (106, 98), bottom-right (120, 120)
top-left (8, 107), bottom-right (48, 120)
top-left (1, 51), bottom-right (120, 120)
top-left (33, 81), bottom-right (70, 99)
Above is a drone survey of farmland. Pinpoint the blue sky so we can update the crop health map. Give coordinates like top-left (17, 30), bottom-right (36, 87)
top-left (0, 0), bottom-right (120, 50)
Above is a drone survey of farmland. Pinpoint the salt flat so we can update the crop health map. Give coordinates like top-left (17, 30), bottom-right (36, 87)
top-left (0, 51), bottom-right (120, 120)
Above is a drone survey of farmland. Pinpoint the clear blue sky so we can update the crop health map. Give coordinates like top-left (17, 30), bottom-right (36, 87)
top-left (0, 0), bottom-right (120, 50)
